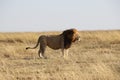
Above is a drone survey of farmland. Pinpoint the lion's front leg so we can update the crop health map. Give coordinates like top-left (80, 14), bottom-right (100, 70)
top-left (61, 49), bottom-right (69, 58)
top-left (65, 49), bottom-right (69, 56)
top-left (61, 37), bottom-right (69, 58)
top-left (61, 49), bottom-right (65, 57)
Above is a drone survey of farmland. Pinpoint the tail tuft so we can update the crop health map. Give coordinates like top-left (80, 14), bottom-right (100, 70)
top-left (26, 47), bottom-right (29, 50)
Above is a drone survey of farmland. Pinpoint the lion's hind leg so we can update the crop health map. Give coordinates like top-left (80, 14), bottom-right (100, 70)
top-left (38, 43), bottom-right (47, 59)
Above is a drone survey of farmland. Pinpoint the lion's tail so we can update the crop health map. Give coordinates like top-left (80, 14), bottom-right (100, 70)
top-left (26, 36), bottom-right (41, 50)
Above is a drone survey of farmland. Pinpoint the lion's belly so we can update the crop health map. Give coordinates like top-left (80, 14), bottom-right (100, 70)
top-left (46, 36), bottom-right (61, 50)
top-left (48, 43), bottom-right (61, 50)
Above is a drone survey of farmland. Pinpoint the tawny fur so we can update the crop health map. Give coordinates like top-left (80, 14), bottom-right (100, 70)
top-left (26, 28), bottom-right (80, 58)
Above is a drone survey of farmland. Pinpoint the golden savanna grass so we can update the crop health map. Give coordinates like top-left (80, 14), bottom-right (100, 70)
top-left (0, 30), bottom-right (120, 80)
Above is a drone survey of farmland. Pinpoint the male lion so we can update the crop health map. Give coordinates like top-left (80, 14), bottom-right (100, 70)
top-left (26, 28), bottom-right (80, 58)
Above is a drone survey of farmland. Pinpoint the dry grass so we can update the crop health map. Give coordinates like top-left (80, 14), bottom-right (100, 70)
top-left (0, 30), bottom-right (120, 80)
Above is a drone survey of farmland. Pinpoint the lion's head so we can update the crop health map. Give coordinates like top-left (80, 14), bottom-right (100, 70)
top-left (62, 28), bottom-right (80, 49)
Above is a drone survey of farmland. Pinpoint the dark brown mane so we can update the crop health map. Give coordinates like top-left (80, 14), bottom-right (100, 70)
top-left (62, 29), bottom-right (75, 49)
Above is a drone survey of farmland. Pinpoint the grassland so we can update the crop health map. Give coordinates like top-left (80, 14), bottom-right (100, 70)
top-left (0, 30), bottom-right (120, 80)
